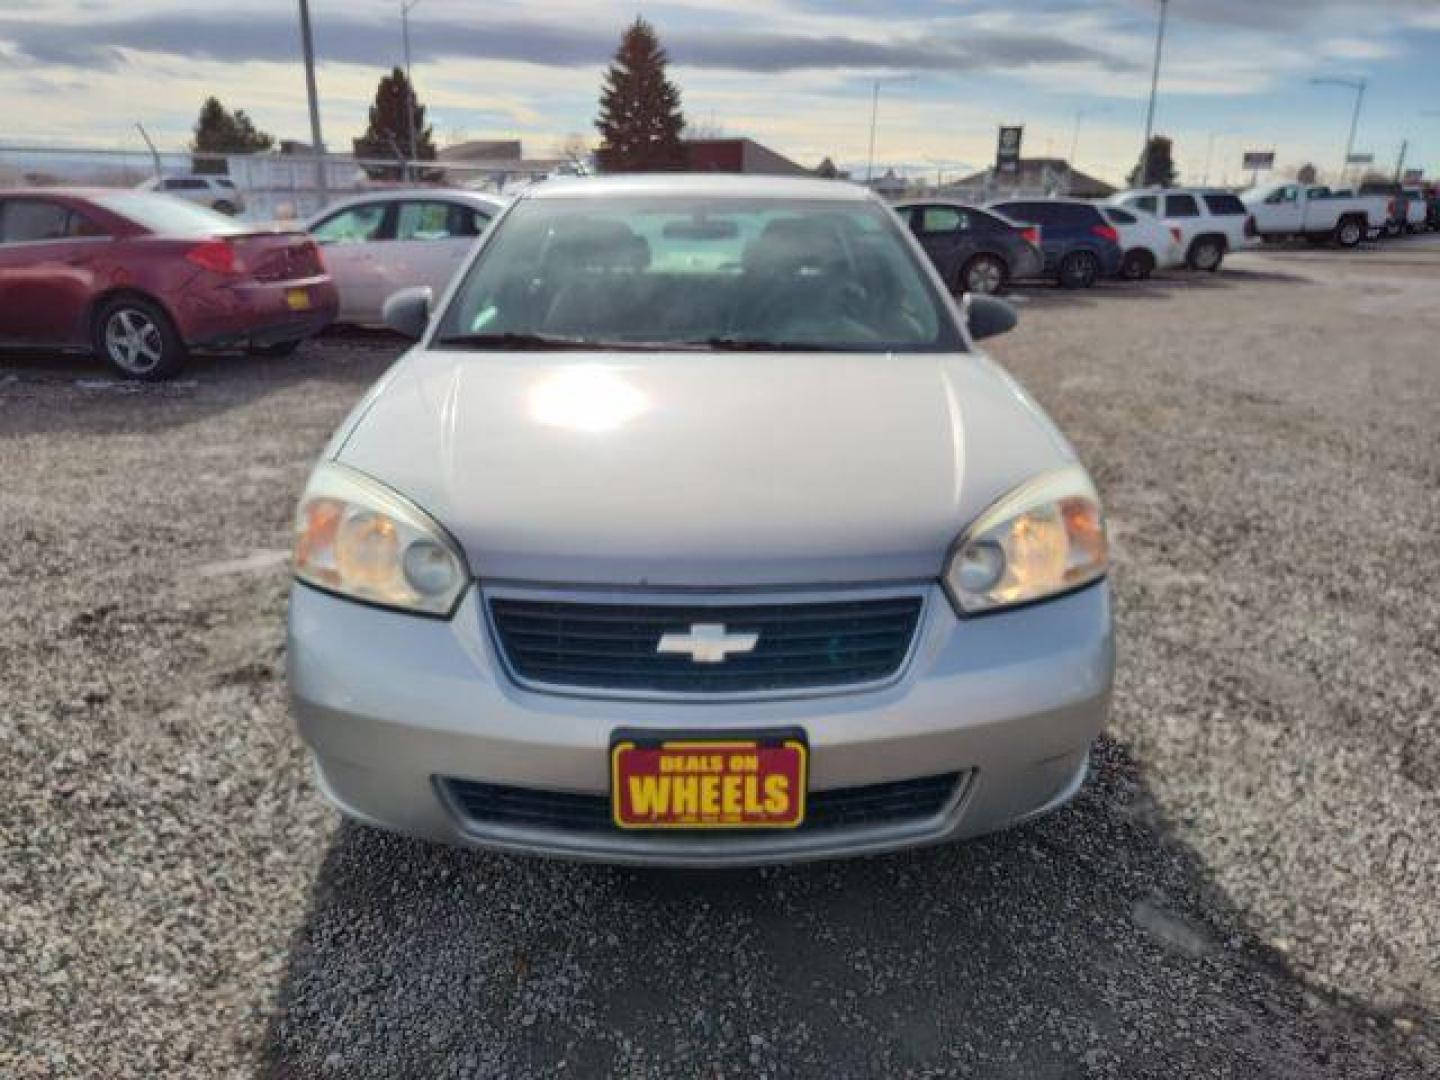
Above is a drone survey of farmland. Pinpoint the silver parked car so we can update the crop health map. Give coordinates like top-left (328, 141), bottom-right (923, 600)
top-left (287, 175), bottom-right (1113, 867)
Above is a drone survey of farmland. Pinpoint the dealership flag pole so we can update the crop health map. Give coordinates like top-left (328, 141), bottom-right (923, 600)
top-left (298, 0), bottom-right (328, 207)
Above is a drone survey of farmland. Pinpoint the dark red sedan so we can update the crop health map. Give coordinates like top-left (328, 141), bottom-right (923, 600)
top-left (0, 188), bottom-right (338, 379)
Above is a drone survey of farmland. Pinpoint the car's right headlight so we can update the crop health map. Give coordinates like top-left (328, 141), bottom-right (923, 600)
top-left (943, 465), bottom-right (1108, 615)
top-left (292, 462), bottom-right (469, 617)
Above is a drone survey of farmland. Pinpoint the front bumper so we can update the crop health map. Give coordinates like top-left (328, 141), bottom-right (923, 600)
top-left (288, 580), bottom-right (1113, 866)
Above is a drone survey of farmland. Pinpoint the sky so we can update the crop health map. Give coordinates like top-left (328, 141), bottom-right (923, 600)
top-left (1, 0), bottom-right (1438, 186)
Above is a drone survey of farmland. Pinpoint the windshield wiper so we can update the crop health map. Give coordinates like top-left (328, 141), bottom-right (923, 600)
top-left (434, 331), bottom-right (626, 351)
top-left (693, 337), bottom-right (832, 351)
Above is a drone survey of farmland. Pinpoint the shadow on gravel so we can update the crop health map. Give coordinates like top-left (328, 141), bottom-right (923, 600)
top-left (260, 738), bottom-right (1418, 1079)
top-left (0, 332), bottom-right (401, 438)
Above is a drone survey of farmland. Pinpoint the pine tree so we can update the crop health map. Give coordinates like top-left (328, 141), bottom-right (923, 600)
top-left (595, 18), bottom-right (686, 173)
top-left (191, 96), bottom-right (274, 174)
top-left (1127, 136), bottom-right (1178, 188)
top-left (353, 67), bottom-right (437, 180)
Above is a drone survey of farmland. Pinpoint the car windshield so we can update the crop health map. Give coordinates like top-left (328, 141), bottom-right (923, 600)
top-left (434, 196), bottom-right (960, 352)
top-left (90, 192), bottom-right (246, 237)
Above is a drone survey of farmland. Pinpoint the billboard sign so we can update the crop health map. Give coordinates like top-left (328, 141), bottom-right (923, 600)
top-left (1346, 153), bottom-right (1374, 165)
top-left (1403, 168), bottom-right (1424, 184)
top-left (996, 126), bottom-right (1023, 176)
top-left (1242, 151), bottom-right (1276, 171)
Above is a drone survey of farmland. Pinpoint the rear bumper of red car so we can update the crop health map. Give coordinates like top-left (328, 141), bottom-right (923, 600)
top-left (174, 275), bottom-right (339, 348)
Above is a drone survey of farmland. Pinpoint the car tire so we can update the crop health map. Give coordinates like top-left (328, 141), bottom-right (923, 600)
top-left (249, 339), bottom-right (304, 357)
top-left (1383, 220), bottom-right (1402, 239)
top-left (1057, 251), bottom-right (1099, 289)
top-left (958, 254), bottom-right (1008, 295)
top-left (92, 295), bottom-right (187, 381)
top-left (1120, 249), bottom-right (1155, 280)
top-left (1186, 237), bottom-right (1225, 272)
top-left (213, 200), bottom-right (238, 216)
top-left (1335, 217), bottom-right (1364, 248)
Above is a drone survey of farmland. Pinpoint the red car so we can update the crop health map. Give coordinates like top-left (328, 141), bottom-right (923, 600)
top-left (0, 188), bottom-right (338, 379)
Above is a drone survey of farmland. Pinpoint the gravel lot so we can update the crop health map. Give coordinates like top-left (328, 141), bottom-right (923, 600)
top-left (2, 241), bottom-right (1437, 1078)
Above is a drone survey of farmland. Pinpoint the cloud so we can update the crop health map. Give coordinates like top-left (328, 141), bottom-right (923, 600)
top-left (0, 11), bottom-right (1139, 76)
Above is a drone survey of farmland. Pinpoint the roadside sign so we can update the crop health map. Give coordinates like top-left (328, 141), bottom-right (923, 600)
top-left (996, 126), bottom-right (1023, 176)
top-left (1403, 168), bottom-right (1424, 183)
top-left (1346, 153), bottom-right (1374, 165)
top-left (1242, 151), bottom-right (1275, 170)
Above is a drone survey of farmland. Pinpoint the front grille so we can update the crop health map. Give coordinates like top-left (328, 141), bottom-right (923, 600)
top-left (488, 596), bottom-right (924, 695)
top-left (442, 773), bottom-right (961, 835)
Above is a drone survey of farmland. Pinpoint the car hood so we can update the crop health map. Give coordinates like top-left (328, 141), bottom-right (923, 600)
top-left (334, 348), bottom-right (1072, 587)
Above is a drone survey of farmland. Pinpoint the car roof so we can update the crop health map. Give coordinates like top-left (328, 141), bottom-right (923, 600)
top-left (0, 187), bottom-right (118, 200)
top-left (986, 196), bottom-right (1096, 205)
top-left (892, 199), bottom-right (986, 211)
top-left (519, 173), bottom-right (872, 203)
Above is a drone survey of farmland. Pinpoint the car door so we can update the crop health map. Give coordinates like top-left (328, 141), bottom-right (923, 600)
top-left (309, 201), bottom-right (396, 322)
top-left (0, 197), bottom-right (112, 346)
top-left (902, 205), bottom-right (974, 282)
top-left (380, 200), bottom-right (491, 304)
top-left (1162, 193), bottom-right (1203, 246)
top-left (1258, 185), bottom-right (1303, 232)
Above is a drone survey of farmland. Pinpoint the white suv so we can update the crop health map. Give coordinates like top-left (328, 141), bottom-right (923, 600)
top-left (136, 174), bottom-right (246, 216)
top-left (1107, 189), bottom-right (1252, 272)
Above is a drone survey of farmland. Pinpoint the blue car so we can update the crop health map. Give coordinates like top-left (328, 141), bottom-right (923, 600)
top-left (986, 198), bottom-right (1125, 289)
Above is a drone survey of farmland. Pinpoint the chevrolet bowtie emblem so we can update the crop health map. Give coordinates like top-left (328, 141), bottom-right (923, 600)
top-left (656, 623), bottom-right (760, 664)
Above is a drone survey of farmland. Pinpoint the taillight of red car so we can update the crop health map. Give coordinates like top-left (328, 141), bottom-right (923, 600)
top-left (1090, 223), bottom-right (1120, 245)
top-left (299, 239), bottom-right (326, 275)
top-left (185, 239), bottom-right (243, 275)
top-left (1020, 225), bottom-right (1041, 247)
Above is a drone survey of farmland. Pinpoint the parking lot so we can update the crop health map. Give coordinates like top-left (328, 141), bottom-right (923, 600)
top-left (2, 239), bottom-right (1437, 1078)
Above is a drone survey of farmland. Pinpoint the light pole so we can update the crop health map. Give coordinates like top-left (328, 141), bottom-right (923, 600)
top-left (297, 0), bottom-right (327, 205)
top-left (865, 75), bottom-right (916, 184)
top-left (1138, 0), bottom-right (1171, 185)
top-left (1310, 75), bottom-right (1367, 184)
top-left (402, 0), bottom-right (423, 179)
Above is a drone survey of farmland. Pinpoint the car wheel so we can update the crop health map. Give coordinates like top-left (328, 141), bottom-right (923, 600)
top-left (1120, 249), bottom-right (1154, 280)
top-left (213, 200), bottom-right (238, 216)
top-left (92, 296), bottom-right (186, 381)
top-left (1186, 237), bottom-right (1224, 272)
top-left (1057, 251), bottom-right (1099, 289)
top-left (1335, 218), bottom-right (1363, 248)
top-left (958, 254), bottom-right (1007, 295)
top-left (249, 339), bottom-right (303, 357)
top-left (1383, 221), bottom-right (1402, 238)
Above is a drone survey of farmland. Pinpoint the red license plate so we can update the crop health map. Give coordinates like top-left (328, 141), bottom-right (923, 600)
top-left (611, 733), bottom-right (808, 830)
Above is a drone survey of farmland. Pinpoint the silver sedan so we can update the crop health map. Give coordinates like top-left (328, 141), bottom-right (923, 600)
top-left (287, 174), bottom-right (1113, 866)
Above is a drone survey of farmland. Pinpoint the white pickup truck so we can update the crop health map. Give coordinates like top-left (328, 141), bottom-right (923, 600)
top-left (1242, 183), bottom-right (1390, 247)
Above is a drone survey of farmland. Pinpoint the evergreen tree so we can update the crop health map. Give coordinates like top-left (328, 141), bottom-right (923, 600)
top-left (1127, 136), bottom-right (1178, 188)
top-left (353, 67), bottom-right (437, 180)
top-left (191, 96), bottom-right (274, 174)
top-left (595, 18), bottom-right (686, 172)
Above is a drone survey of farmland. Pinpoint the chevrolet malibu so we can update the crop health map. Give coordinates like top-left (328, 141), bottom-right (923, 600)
top-left (287, 175), bottom-right (1113, 866)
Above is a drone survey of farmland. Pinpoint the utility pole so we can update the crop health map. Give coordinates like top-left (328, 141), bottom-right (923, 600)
top-left (1138, 0), bottom-right (1170, 186)
top-left (1310, 76), bottom-right (1366, 184)
top-left (864, 75), bottom-right (916, 185)
top-left (297, 0), bottom-right (328, 206)
top-left (402, 0), bottom-right (423, 181)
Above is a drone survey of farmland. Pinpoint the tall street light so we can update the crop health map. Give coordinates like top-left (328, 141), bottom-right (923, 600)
top-left (297, 0), bottom-right (327, 205)
top-left (402, 0), bottom-right (423, 179)
top-left (866, 75), bottom-right (916, 184)
top-left (1310, 75), bottom-right (1367, 183)
top-left (1138, 0), bottom-right (1171, 185)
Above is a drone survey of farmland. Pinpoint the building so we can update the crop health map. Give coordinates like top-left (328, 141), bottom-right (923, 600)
top-left (948, 158), bottom-right (1116, 199)
top-left (681, 138), bottom-right (810, 176)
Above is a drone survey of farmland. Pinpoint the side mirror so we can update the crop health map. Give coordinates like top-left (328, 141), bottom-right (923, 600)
top-left (964, 294), bottom-right (1018, 343)
top-left (382, 286), bottom-right (433, 340)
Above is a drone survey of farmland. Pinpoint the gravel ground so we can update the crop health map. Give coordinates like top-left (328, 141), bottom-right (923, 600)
top-left (2, 243), bottom-right (1437, 1078)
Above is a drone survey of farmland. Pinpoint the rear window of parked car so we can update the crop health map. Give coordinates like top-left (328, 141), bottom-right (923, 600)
top-left (1202, 194), bottom-right (1246, 216)
top-left (993, 202), bottom-right (1094, 227)
top-left (1103, 208), bottom-right (1138, 225)
top-left (1126, 195), bottom-right (1159, 214)
top-left (90, 192), bottom-right (246, 237)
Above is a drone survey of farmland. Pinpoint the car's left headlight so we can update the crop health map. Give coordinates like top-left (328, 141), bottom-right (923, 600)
top-left (944, 465), bottom-right (1108, 615)
top-left (292, 462), bottom-right (469, 617)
